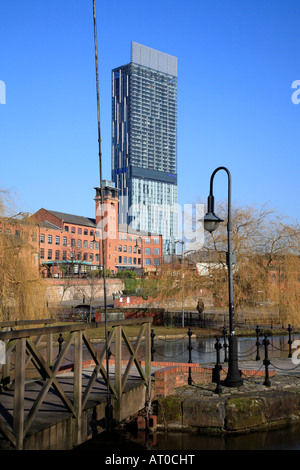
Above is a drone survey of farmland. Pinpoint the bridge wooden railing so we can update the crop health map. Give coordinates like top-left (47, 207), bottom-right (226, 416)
top-left (0, 318), bottom-right (152, 449)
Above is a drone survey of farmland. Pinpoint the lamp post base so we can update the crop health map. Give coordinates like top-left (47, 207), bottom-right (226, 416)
top-left (221, 335), bottom-right (243, 387)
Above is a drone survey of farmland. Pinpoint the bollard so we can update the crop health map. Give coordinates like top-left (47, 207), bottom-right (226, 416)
top-left (288, 324), bottom-right (293, 358)
top-left (255, 325), bottom-right (260, 361)
top-left (212, 336), bottom-right (222, 394)
top-left (222, 326), bottom-right (228, 362)
top-left (151, 329), bottom-right (155, 362)
top-left (57, 333), bottom-right (64, 356)
top-left (187, 328), bottom-right (193, 385)
top-left (263, 334), bottom-right (270, 387)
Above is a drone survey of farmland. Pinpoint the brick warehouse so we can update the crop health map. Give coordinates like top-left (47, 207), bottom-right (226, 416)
top-left (31, 181), bottom-right (163, 278)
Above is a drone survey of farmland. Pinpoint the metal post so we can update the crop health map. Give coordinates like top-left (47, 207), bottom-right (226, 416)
top-left (187, 328), bottom-right (193, 385)
top-left (263, 334), bottom-right (271, 387)
top-left (204, 167), bottom-right (242, 387)
top-left (46, 331), bottom-right (53, 368)
top-left (288, 324), bottom-right (292, 358)
top-left (223, 325), bottom-right (228, 362)
top-left (93, 0), bottom-right (111, 431)
top-left (57, 333), bottom-right (64, 356)
top-left (151, 329), bottom-right (155, 362)
top-left (255, 325), bottom-right (260, 361)
top-left (213, 336), bottom-right (222, 394)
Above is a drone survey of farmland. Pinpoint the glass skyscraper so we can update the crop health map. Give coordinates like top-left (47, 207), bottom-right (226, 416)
top-left (112, 42), bottom-right (178, 254)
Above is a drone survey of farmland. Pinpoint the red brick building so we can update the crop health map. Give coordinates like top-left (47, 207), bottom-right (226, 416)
top-left (32, 181), bottom-right (163, 277)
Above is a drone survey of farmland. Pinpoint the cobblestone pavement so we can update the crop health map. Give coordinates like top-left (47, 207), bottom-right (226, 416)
top-left (240, 357), bottom-right (300, 376)
top-left (171, 358), bottom-right (300, 398)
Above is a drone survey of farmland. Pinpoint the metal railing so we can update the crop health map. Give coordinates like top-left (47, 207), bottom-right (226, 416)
top-left (149, 324), bottom-right (300, 393)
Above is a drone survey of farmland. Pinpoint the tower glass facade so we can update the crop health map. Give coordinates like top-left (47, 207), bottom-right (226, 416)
top-left (112, 42), bottom-right (178, 253)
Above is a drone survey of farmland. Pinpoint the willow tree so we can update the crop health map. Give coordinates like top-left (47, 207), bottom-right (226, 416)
top-left (197, 200), bottom-right (300, 325)
top-left (0, 190), bottom-right (50, 321)
top-left (154, 258), bottom-right (205, 310)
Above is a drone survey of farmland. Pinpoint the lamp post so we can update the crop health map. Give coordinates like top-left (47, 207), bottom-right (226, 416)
top-left (175, 240), bottom-right (185, 328)
top-left (203, 167), bottom-right (243, 387)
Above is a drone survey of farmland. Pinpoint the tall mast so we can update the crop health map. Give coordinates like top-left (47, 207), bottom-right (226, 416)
top-left (93, 0), bottom-right (112, 431)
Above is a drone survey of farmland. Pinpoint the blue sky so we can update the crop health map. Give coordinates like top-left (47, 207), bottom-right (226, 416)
top-left (0, 0), bottom-right (299, 225)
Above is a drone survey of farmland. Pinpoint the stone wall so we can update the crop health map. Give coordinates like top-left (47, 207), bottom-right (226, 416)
top-left (45, 278), bottom-right (125, 303)
top-left (157, 387), bottom-right (300, 434)
top-left (153, 364), bottom-right (300, 434)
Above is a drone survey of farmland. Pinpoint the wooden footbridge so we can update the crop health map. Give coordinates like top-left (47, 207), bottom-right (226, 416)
top-left (0, 318), bottom-right (152, 450)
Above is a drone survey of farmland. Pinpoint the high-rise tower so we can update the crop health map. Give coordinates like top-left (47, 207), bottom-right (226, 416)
top-left (112, 42), bottom-right (178, 254)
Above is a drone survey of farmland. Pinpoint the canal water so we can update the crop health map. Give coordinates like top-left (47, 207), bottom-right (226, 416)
top-left (153, 423), bottom-right (300, 450)
top-left (151, 332), bottom-right (299, 364)
top-left (147, 333), bottom-right (300, 450)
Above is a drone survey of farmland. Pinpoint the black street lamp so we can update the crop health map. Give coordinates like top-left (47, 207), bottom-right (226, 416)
top-left (203, 166), bottom-right (243, 387)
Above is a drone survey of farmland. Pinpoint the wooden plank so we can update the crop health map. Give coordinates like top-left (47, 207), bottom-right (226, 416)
top-left (81, 331), bottom-right (118, 408)
top-left (121, 326), bottom-right (146, 388)
top-left (23, 336), bottom-right (77, 436)
top-left (121, 324), bottom-right (146, 392)
top-left (114, 326), bottom-right (122, 421)
top-left (0, 319), bottom-right (56, 328)
top-left (13, 338), bottom-right (26, 450)
top-left (73, 331), bottom-right (82, 446)
top-left (0, 419), bottom-right (16, 447)
top-left (0, 317), bottom-right (153, 341)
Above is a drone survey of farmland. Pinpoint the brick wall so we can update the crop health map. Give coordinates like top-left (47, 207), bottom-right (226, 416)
top-left (154, 364), bottom-right (214, 397)
top-left (123, 308), bottom-right (164, 325)
top-left (153, 363), bottom-right (276, 397)
top-left (113, 293), bottom-right (214, 311)
top-left (114, 295), bottom-right (156, 308)
top-left (33, 208), bottom-right (64, 230)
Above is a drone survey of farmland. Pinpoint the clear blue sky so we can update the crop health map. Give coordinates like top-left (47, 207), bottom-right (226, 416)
top-left (0, 0), bottom-right (299, 225)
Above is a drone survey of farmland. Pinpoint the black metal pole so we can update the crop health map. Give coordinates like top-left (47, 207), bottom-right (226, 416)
top-left (208, 167), bottom-right (242, 387)
top-left (263, 334), bottom-right (271, 387)
top-left (57, 333), bottom-right (64, 356)
top-left (107, 330), bottom-right (112, 361)
top-left (223, 325), bottom-right (228, 362)
top-left (151, 329), bottom-right (155, 362)
top-left (288, 324), bottom-right (292, 358)
top-left (255, 325), bottom-right (260, 361)
top-left (213, 336), bottom-right (222, 394)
